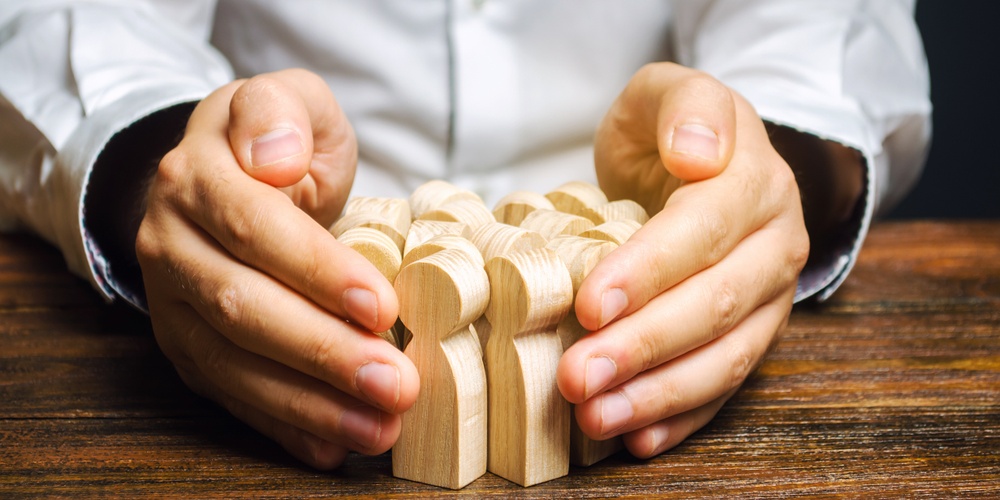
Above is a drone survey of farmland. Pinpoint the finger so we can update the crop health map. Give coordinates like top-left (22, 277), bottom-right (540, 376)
top-left (577, 132), bottom-right (797, 332)
top-left (597, 62), bottom-right (736, 186)
top-left (572, 291), bottom-right (791, 440)
top-left (653, 65), bottom-right (736, 181)
top-left (143, 209), bottom-right (418, 414)
top-left (229, 76), bottom-right (312, 188)
top-left (219, 390), bottom-right (350, 470)
top-left (560, 217), bottom-right (806, 403)
top-left (227, 69), bottom-right (356, 200)
top-left (153, 119), bottom-right (396, 334)
top-left (163, 303), bottom-right (402, 455)
top-left (622, 388), bottom-right (739, 459)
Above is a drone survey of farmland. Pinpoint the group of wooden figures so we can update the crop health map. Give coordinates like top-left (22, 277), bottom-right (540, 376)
top-left (331, 180), bottom-right (650, 489)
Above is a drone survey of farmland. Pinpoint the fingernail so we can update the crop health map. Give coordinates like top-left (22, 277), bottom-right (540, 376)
top-left (343, 288), bottom-right (379, 331)
top-left (600, 391), bottom-right (634, 436)
top-left (340, 405), bottom-right (382, 450)
top-left (599, 288), bottom-right (628, 328)
top-left (584, 355), bottom-right (618, 400)
top-left (250, 128), bottom-right (303, 168)
top-left (671, 123), bottom-right (719, 161)
top-left (355, 362), bottom-right (401, 412)
top-left (649, 424), bottom-right (669, 456)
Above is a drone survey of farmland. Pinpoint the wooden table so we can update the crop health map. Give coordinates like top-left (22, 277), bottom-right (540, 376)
top-left (1, 221), bottom-right (997, 497)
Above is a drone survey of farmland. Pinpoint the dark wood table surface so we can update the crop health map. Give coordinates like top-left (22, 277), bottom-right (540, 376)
top-left (1, 221), bottom-right (997, 498)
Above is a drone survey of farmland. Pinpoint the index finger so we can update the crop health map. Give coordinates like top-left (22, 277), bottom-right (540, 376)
top-left (157, 83), bottom-right (397, 333)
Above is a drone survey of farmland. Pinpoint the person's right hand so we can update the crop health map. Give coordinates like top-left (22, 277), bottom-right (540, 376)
top-left (136, 69), bottom-right (419, 469)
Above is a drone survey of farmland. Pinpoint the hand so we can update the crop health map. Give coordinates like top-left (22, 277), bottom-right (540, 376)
top-left (136, 69), bottom-right (419, 469)
top-left (558, 63), bottom-right (809, 457)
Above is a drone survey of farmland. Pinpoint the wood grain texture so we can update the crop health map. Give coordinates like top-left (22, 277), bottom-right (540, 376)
top-left (419, 200), bottom-right (495, 231)
top-left (1, 221), bottom-right (998, 497)
top-left (336, 224), bottom-right (405, 347)
top-left (484, 248), bottom-right (574, 486)
top-left (519, 210), bottom-right (595, 240)
top-left (470, 222), bottom-right (547, 263)
top-left (393, 248), bottom-right (490, 489)
top-left (578, 219), bottom-right (642, 246)
top-left (545, 181), bottom-right (608, 215)
top-left (337, 227), bottom-right (402, 284)
top-left (546, 236), bottom-right (624, 466)
top-left (402, 220), bottom-right (470, 257)
top-left (578, 199), bottom-right (650, 225)
top-left (408, 180), bottom-right (483, 219)
top-left (493, 191), bottom-right (556, 226)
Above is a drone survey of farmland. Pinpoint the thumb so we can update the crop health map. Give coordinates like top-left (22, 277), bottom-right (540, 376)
top-left (653, 64), bottom-right (737, 181)
top-left (228, 72), bottom-right (316, 187)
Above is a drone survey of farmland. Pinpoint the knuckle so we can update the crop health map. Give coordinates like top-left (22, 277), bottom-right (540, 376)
top-left (282, 387), bottom-right (315, 426)
top-left (298, 248), bottom-right (324, 297)
top-left (210, 279), bottom-right (252, 333)
top-left (651, 377), bottom-right (683, 418)
top-left (724, 340), bottom-right (756, 392)
top-left (625, 237), bottom-right (672, 297)
top-left (223, 198), bottom-right (271, 257)
top-left (236, 74), bottom-right (286, 105)
top-left (689, 205), bottom-right (729, 263)
top-left (632, 63), bottom-right (660, 87)
top-left (634, 322), bottom-right (664, 373)
top-left (309, 330), bottom-right (342, 379)
top-left (787, 231), bottom-right (811, 274)
top-left (200, 337), bottom-right (235, 380)
top-left (156, 148), bottom-right (190, 188)
top-left (771, 161), bottom-right (800, 208)
top-left (134, 220), bottom-right (162, 265)
top-left (709, 278), bottom-right (741, 339)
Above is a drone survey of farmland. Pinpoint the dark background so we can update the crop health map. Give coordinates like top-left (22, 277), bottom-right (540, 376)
top-left (888, 2), bottom-right (1000, 219)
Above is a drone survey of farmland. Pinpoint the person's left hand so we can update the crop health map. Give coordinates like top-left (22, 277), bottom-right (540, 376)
top-left (557, 62), bottom-right (810, 457)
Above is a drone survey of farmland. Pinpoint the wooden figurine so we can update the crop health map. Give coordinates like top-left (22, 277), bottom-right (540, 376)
top-left (399, 234), bottom-right (486, 352)
top-left (545, 181), bottom-right (608, 215)
top-left (393, 248), bottom-right (491, 489)
top-left (547, 236), bottom-right (625, 467)
top-left (401, 234), bottom-right (484, 270)
top-left (419, 199), bottom-right (495, 231)
top-left (335, 227), bottom-right (403, 347)
top-left (545, 235), bottom-right (617, 296)
top-left (578, 219), bottom-right (643, 246)
top-left (344, 196), bottom-right (412, 233)
top-left (409, 180), bottom-right (483, 219)
top-left (336, 227), bottom-right (403, 284)
top-left (402, 220), bottom-right (471, 257)
top-left (331, 196), bottom-right (411, 252)
top-left (492, 191), bottom-right (556, 226)
top-left (468, 222), bottom-right (547, 354)
top-left (484, 248), bottom-right (573, 486)
top-left (470, 222), bottom-right (547, 263)
top-left (579, 199), bottom-right (650, 225)
top-left (519, 209), bottom-right (595, 240)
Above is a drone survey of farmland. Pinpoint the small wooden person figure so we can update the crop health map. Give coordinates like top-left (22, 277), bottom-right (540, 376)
top-left (484, 247), bottom-right (573, 486)
top-left (392, 248), bottom-right (490, 489)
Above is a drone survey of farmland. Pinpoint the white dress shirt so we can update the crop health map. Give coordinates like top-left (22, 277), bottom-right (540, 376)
top-left (0, 0), bottom-right (931, 306)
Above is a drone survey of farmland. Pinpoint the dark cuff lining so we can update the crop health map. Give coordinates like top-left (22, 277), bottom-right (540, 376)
top-left (765, 121), bottom-right (867, 303)
top-left (84, 101), bottom-right (197, 311)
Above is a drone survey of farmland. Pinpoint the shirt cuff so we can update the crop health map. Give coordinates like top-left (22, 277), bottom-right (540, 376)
top-left (53, 86), bottom-right (208, 306)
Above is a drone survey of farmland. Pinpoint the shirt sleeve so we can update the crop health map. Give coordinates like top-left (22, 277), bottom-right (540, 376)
top-left (671, 0), bottom-right (932, 301)
top-left (0, 0), bottom-right (233, 303)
